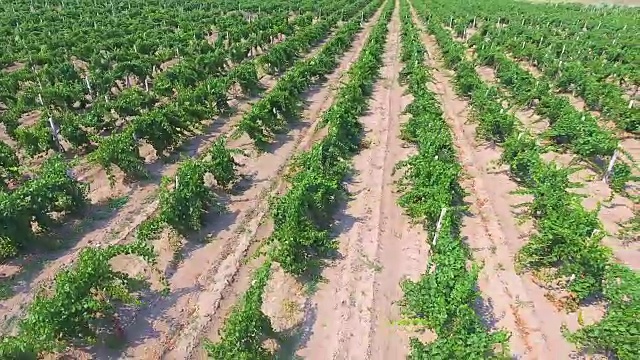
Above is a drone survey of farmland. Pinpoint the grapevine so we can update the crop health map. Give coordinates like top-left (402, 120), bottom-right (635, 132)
top-left (396, 1), bottom-right (510, 357)
top-left (412, 0), bottom-right (640, 357)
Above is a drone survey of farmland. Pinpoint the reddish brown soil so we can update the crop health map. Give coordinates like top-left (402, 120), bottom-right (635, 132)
top-left (1, 2), bottom-right (637, 359)
top-left (295, 5), bottom-right (430, 358)
top-left (0, 22), bottom-right (355, 347)
top-left (409, 4), bottom-right (600, 359)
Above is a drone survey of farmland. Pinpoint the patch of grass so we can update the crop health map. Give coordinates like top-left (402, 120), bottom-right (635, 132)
top-left (108, 195), bottom-right (130, 210)
top-left (618, 213), bottom-right (639, 245)
top-left (360, 253), bottom-right (383, 273)
top-left (281, 299), bottom-right (300, 323)
top-left (0, 281), bottom-right (13, 300)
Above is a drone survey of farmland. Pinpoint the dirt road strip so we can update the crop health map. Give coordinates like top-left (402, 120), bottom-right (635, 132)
top-left (109, 6), bottom-right (390, 360)
top-left (409, 3), bottom-right (579, 359)
top-left (297, 2), bottom-right (429, 359)
top-left (0, 22), bottom-right (345, 338)
top-left (368, 3), bottom-right (430, 358)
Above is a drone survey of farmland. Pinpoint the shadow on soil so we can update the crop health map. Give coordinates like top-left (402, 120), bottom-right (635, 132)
top-left (86, 284), bottom-right (202, 359)
top-left (474, 294), bottom-right (521, 360)
top-left (473, 292), bottom-right (506, 332)
top-left (274, 302), bottom-right (319, 360)
top-left (270, 169), bottom-right (362, 357)
top-left (0, 192), bottom-right (138, 311)
top-left (261, 74), bottom-right (340, 155)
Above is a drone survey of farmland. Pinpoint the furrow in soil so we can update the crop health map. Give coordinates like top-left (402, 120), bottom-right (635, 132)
top-left (410, 4), bottom-right (577, 359)
top-left (0, 24), bottom-right (345, 337)
top-left (296, 3), bottom-right (427, 359)
top-left (112, 8), bottom-right (388, 360)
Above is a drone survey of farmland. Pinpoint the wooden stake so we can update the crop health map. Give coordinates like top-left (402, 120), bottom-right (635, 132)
top-left (48, 117), bottom-right (64, 152)
top-left (85, 76), bottom-right (92, 93)
top-left (432, 208), bottom-right (448, 247)
top-left (603, 150), bottom-right (619, 183)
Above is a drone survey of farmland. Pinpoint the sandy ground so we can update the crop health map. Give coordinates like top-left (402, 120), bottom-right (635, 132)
top-left (476, 52), bottom-right (639, 271)
top-left (288, 4), bottom-right (429, 359)
top-left (409, 5), bottom-right (597, 359)
top-left (108, 7), bottom-right (389, 360)
top-left (2, 2), bottom-right (637, 360)
top-left (0, 25), bottom-right (340, 339)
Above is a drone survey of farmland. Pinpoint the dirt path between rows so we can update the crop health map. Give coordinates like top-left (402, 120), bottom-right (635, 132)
top-left (509, 52), bottom-right (640, 206)
top-left (410, 4), bottom-right (581, 359)
top-left (471, 46), bottom-right (639, 270)
top-left (510, 57), bottom-right (640, 267)
top-left (294, 3), bottom-right (429, 359)
top-left (105, 8), bottom-right (390, 360)
top-left (0, 24), bottom-right (344, 338)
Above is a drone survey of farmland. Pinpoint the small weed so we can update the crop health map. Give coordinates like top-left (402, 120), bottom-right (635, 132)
top-left (360, 137), bottom-right (374, 149)
top-left (360, 253), bottom-right (383, 273)
top-left (577, 310), bottom-right (585, 326)
top-left (281, 299), bottom-right (300, 322)
top-left (0, 281), bottom-right (13, 300)
top-left (108, 195), bottom-right (130, 210)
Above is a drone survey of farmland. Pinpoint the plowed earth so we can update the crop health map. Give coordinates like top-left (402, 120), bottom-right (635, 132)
top-left (1, 1), bottom-right (637, 359)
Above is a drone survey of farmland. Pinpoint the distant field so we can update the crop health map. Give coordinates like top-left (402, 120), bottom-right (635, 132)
top-left (527, 0), bottom-right (640, 6)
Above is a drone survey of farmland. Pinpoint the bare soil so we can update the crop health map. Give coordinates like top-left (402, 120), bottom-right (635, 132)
top-left (1, 62), bottom-right (25, 73)
top-left (0, 25), bottom-right (347, 341)
top-left (294, 5), bottom-right (430, 359)
top-left (109, 8), bottom-right (387, 360)
top-left (410, 5), bottom-right (591, 359)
